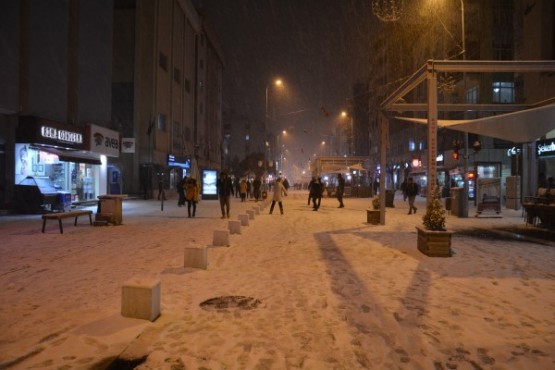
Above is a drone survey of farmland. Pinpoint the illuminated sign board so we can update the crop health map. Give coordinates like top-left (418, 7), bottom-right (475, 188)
top-left (167, 155), bottom-right (191, 169)
top-left (41, 126), bottom-right (83, 144)
top-left (537, 139), bottom-right (555, 158)
top-left (89, 124), bottom-right (120, 157)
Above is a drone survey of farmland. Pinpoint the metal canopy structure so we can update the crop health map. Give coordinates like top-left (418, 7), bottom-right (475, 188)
top-left (377, 59), bottom-right (555, 225)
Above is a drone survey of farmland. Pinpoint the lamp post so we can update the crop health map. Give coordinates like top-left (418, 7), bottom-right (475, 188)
top-left (458, 0), bottom-right (469, 217)
top-left (276, 130), bottom-right (287, 175)
top-left (341, 110), bottom-right (354, 156)
top-left (265, 79), bottom-right (283, 176)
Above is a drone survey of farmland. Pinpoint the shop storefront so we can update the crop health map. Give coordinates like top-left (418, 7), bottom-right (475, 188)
top-left (88, 124), bottom-right (121, 195)
top-left (537, 138), bottom-right (555, 178)
top-left (15, 116), bottom-right (106, 211)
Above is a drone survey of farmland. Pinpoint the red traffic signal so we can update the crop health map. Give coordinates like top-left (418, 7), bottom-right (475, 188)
top-left (452, 140), bottom-right (461, 160)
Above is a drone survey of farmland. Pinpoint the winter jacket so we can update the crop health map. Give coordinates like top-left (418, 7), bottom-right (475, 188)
top-left (272, 180), bottom-right (287, 201)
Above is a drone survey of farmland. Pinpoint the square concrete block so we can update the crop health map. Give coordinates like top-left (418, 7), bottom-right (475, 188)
top-left (253, 206), bottom-right (260, 215)
top-left (121, 278), bottom-right (161, 321)
top-left (213, 229), bottom-right (230, 246)
top-left (184, 246), bottom-right (208, 269)
top-left (238, 214), bottom-right (249, 226)
top-left (246, 210), bottom-right (255, 220)
top-left (228, 220), bottom-right (241, 235)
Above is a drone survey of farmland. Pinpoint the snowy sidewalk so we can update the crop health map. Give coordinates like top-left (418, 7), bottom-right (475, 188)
top-left (1, 192), bottom-right (554, 369)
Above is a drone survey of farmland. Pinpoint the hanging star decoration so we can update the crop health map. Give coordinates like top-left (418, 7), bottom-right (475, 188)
top-left (320, 106), bottom-right (330, 117)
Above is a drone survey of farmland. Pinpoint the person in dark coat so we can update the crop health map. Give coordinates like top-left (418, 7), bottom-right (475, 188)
top-left (336, 173), bottom-right (345, 208)
top-left (311, 177), bottom-right (323, 211)
top-left (307, 177), bottom-right (317, 206)
top-left (177, 176), bottom-right (187, 207)
top-left (406, 177), bottom-right (419, 214)
top-left (216, 172), bottom-right (234, 218)
top-left (253, 176), bottom-right (262, 201)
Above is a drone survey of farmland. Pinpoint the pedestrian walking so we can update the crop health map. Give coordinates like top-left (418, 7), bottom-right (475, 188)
top-left (253, 176), bottom-right (262, 201)
top-left (217, 171), bottom-right (234, 218)
top-left (312, 177), bottom-right (323, 211)
top-left (269, 177), bottom-right (287, 215)
top-left (406, 177), bottom-right (419, 214)
top-left (307, 177), bottom-right (317, 205)
top-left (336, 173), bottom-right (345, 208)
top-left (401, 178), bottom-right (408, 202)
top-left (177, 176), bottom-right (187, 207)
top-left (239, 178), bottom-right (247, 202)
top-left (185, 177), bottom-right (200, 217)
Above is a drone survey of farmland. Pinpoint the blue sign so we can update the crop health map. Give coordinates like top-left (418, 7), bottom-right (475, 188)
top-left (167, 154), bottom-right (190, 168)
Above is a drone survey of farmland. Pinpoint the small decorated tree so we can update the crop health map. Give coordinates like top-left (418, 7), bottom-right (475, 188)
top-left (422, 186), bottom-right (446, 231)
top-left (371, 196), bottom-right (380, 210)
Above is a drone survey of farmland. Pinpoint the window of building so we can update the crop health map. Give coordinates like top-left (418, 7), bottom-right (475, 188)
top-left (173, 67), bottom-right (181, 84)
top-left (172, 121), bottom-right (181, 151)
top-left (492, 81), bottom-right (514, 103)
top-left (185, 78), bottom-right (191, 93)
top-left (409, 139), bottom-right (415, 152)
top-left (466, 86), bottom-right (478, 104)
top-left (157, 113), bottom-right (166, 131)
top-left (159, 52), bottom-right (168, 72)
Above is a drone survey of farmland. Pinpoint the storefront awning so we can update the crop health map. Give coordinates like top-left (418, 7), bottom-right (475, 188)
top-left (395, 102), bottom-right (555, 143)
top-left (32, 146), bottom-right (102, 165)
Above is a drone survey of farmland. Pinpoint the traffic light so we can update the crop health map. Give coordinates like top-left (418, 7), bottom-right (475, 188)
top-left (452, 140), bottom-right (461, 160)
top-left (472, 140), bottom-right (481, 153)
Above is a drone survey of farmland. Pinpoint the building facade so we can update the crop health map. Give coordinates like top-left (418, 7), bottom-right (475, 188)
top-left (0, 0), bottom-right (224, 212)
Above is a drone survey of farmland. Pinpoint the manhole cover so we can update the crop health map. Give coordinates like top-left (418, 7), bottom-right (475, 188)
top-left (200, 296), bottom-right (261, 311)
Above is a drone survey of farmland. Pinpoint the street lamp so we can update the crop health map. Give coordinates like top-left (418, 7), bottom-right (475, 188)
top-left (264, 79), bottom-right (283, 176)
top-left (276, 130), bottom-right (287, 174)
top-left (341, 110), bottom-right (354, 156)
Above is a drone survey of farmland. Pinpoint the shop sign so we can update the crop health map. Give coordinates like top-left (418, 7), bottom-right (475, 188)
top-left (41, 126), bottom-right (83, 144)
top-left (88, 124), bottom-right (120, 157)
top-left (121, 138), bottom-right (135, 153)
top-left (167, 154), bottom-right (190, 169)
top-left (17, 116), bottom-right (86, 150)
top-left (507, 146), bottom-right (521, 157)
top-left (537, 138), bottom-right (555, 158)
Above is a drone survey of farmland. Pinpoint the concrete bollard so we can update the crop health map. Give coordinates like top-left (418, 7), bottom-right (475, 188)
top-left (246, 210), bottom-right (255, 220)
top-left (213, 229), bottom-right (230, 246)
top-left (238, 214), bottom-right (250, 226)
top-left (228, 220), bottom-right (241, 234)
top-left (184, 246), bottom-right (208, 269)
top-left (121, 278), bottom-right (161, 321)
top-left (253, 206), bottom-right (260, 215)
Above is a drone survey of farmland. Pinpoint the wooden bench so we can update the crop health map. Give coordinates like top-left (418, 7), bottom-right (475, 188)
top-left (41, 210), bottom-right (93, 234)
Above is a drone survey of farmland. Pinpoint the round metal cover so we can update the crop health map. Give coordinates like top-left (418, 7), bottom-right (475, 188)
top-left (200, 296), bottom-right (261, 311)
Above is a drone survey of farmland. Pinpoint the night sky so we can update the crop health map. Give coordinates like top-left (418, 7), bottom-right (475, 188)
top-left (193, 0), bottom-right (379, 159)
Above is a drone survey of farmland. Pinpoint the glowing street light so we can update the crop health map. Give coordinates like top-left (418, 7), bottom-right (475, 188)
top-left (264, 79), bottom-right (284, 173)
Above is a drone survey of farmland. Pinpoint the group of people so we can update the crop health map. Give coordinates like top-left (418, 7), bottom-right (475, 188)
top-left (181, 170), bottom-right (350, 219)
top-left (234, 176), bottom-right (267, 202)
top-left (307, 173), bottom-right (346, 211)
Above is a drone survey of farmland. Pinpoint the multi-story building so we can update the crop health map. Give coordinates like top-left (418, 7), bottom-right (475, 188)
top-left (0, 0), bottom-right (223, 212)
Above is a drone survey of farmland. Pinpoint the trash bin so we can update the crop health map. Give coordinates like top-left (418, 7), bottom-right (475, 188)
top-left (57, 192), bottom-right (72, 212)
top-left (450, 187), bottom-right (463, 217)
top-left (385, 189), bottom-right (395, 208)
top-left (96, 195), bottom-right (127, 225)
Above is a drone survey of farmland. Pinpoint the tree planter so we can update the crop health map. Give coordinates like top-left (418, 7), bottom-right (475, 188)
top-left (416, 226), bottom-right (453, 257)
top-left (367, 209), bottom-right (381, 225)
